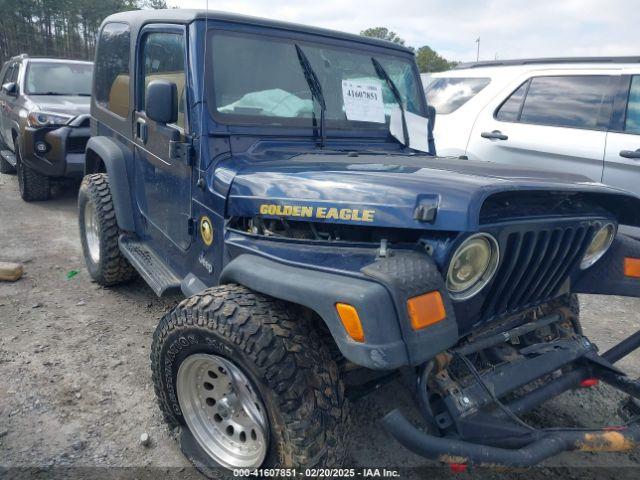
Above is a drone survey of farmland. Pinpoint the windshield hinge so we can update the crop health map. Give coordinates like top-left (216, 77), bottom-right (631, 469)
top-left (170, 136), bottom-right (193, 166)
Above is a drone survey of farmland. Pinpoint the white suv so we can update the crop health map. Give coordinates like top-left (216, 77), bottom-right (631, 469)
top-left (424, 58), bottom-right (640, 202)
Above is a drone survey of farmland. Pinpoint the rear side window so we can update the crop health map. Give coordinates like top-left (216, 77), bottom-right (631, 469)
top-left (94, 22), bottom-right (131, 117)
top-left (425, 77), bottom-right (490, 114)
top-left (497, 75), bottom-right (613, 130)
top-left (495, 81), bottom-right (528, 122)
top-left (624, 76), bottom-right (640, 134)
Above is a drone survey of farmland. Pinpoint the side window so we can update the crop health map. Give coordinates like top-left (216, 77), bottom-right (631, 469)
top-left (10, 63), bottom-right (19, 83)
top-left (2, 64), bottom-right (15, 84)
top-left (94, 22), bottom-right (131, 118)
top-left (519, 76), bottom-right (612, 129)
top-left (495, 80), bottom-right (528, 122)
top-left (624, 76), bottom-right (640, 134)
top-left (141, 32), bottom-right (187, 130)
top-left (425, 77), bottom-right (491, 114)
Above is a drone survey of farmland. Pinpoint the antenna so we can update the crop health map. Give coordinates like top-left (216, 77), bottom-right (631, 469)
top-left (197, 0), bottom-right (209, 188)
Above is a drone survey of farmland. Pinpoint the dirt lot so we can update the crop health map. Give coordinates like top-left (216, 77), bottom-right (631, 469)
top-left (1, 172), bottom-right (640, 479)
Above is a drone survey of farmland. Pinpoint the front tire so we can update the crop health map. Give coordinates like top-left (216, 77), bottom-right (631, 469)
top-left (78, 173), bottom-right (135, 286)
top-left (16, 140), bottom-right (50, 201)
top-left (151, 285), bottom-right (349, 476)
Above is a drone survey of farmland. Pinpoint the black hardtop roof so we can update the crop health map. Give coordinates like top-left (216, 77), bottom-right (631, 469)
top-left (455, 56), bottom-right (640, 69)
top-left (103, 9), bottom-right (414, 54)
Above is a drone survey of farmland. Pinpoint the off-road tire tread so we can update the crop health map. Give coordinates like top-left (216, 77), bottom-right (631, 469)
top-left (17, 156), bottom-right (50, 201)
top-left (80, 173), bottom-right (135, 285)
top-left (151, 284), bottom-right (350, 468)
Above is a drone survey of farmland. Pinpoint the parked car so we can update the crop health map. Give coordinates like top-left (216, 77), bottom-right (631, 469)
top-left (0, 55), bottom-right (93, 201)
top-left (79, 10), bottom-right (640, 476)
top-left (425, 57), bottom-right (640, 237)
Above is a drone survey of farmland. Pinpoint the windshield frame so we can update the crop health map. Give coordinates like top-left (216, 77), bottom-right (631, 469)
top-left (24, 60), bottom-right (93, 96)
top-left (204, 24), bottom-right (427, 138)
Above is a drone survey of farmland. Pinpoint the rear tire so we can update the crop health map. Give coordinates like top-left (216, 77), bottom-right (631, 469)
top-left (78, 173), bottom-right (135, 286)
top-left (151, 285), bottom-right (350, 477)
top-left (16, 140), bottom-right (50, 201)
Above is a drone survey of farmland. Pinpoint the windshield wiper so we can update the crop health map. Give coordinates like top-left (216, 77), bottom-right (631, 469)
top-left (295, 44), bottom-right (327, 148)
top-left (371, 57), bottom-right (409, 148)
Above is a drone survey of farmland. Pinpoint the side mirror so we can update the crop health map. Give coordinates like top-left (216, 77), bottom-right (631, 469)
top-left (1, 82), bottom-right (17, 96)
top-left (145, 80), bottom-right (178, 124)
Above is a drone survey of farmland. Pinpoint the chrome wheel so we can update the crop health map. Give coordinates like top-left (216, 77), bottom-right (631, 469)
top-left (177, 353), bottom-right (269, 469)
top-left (84, 200), bottom-right (100, 264)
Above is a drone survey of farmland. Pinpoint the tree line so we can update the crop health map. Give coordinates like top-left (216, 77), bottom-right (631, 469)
top-left (0, 0), bottom-right (166, 65)
top-left (360, 27), bottom-right (458, 73)
top-left (0, 3), bottom-right (455, 73)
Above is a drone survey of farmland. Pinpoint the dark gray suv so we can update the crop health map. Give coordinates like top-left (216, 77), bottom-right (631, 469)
top-left (0, 55), bottom-right (93, 201)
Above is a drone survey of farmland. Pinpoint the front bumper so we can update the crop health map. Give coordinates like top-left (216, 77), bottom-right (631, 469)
top-left (20, 114), bottom-right (90, 178)
top-left (382, 315), bottom-right (640, 468)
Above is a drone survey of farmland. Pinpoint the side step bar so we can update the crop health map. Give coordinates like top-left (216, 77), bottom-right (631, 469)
top-left (119, 236), bottom-right (181, 296)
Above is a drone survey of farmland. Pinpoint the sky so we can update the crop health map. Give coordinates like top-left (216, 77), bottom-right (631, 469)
top-left (165, 0), bottom-right (639, 63)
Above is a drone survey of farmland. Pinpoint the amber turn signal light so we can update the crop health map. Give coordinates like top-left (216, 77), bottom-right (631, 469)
top-left (336, 303), bottom-right (365, 343)
top-left (407, 291), bottom-right (447, 331)
top-left (625, 258), bottom-right (640, 278)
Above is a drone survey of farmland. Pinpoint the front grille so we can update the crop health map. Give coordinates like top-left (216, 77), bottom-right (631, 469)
top-left (67, 136), bottom-right (89, 153)
top-left (481, 223), bottom-right (596, 320)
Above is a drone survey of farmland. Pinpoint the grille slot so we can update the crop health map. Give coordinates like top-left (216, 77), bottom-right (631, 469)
top-left (481, 225), bottom-right (595, 320)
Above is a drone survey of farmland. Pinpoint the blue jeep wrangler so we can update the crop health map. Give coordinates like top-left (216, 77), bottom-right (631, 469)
top-left (79, 9), bottom-right (640, 474)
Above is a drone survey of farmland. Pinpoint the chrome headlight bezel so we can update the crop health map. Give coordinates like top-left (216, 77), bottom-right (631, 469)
top-left (447, 233), bottom-right (500, 301)
top-left (27, 110), bottom-right (74, 128)
top-left (580, 222), bottom-right (616, 270)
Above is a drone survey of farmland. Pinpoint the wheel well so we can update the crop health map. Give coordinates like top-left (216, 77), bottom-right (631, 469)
top-left (85, 149), bottom-right (106, 174)
top-left (285, 301), bottom-right (348, 368)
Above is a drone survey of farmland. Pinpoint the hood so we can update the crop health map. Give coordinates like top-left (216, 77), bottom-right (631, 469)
top-left (26, 95), bottom-right (90, 117)
top-left (226, 153), bottom-right (640, 231)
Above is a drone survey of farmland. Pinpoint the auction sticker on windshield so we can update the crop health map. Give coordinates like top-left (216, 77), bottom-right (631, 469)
top-left (342, 79), bottom-right (385, 123)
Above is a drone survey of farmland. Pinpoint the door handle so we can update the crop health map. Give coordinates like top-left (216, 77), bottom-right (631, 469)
top-left (620, 149), bottom-right (640, 160)
top-left (135, 118), bottom-right (148, 144)
top-left (481, 130), bottom-right (508, 140)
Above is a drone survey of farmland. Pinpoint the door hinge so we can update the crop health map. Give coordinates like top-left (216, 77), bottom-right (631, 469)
top-left (170, 137), bottom-right (193, 166)
top-left (188, 217), bottom-right (197, 236)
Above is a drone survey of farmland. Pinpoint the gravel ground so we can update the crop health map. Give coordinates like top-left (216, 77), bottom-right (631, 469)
top-left (1, 172), bottom-right (640, 479)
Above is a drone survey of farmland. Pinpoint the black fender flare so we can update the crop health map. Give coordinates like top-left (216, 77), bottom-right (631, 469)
top-left (84, 136), bottom-right (135, 231)
top-left (219, 254), bottom-right (410, 370)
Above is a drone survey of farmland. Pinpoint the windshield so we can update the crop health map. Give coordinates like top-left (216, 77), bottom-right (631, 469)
top-left (207, 31), bottom-right (424, 130)
top-left (425, 77), bottom-right (490, 114)
top-left (25, 62), bottom-right (93, 96)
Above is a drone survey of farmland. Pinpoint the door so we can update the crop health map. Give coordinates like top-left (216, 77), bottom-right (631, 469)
top-left (466, 74), bottom-right (615, 182)
top-left (133, 26), bottom-right (192, 250)
top-left (0, 63), bottom-right (16, 146)
top-left (603, 74), bottom-right (640, 196)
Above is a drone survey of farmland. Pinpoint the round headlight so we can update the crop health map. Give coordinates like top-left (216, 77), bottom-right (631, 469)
top-left (447, 233), bottom-right (500, 300)
top-left (581, 223), bottom-right (616, 270)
